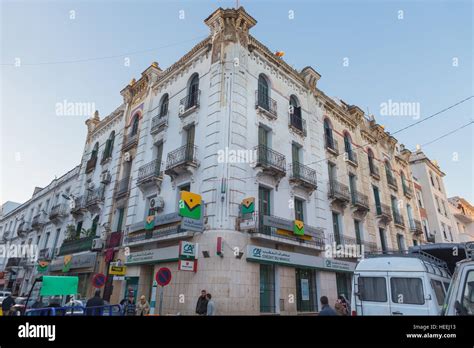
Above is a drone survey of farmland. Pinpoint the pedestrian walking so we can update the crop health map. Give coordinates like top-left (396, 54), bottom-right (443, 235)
top-left (318, 296), bottom-right (338, 316)
top-left (195, 289), bottom-right (208, 315)
top-left (122, 293), bottom-right (136, 316)
top-left (1, 294), bottom-right (15, 316)
top-left (136, 295), bottom-right (150, 316)
top-left (335, 295), bottom-right (350, 316)
top-left (206, 293), bottom-right (216, 316)
top-left (86, 290), bottom-right (105, 316)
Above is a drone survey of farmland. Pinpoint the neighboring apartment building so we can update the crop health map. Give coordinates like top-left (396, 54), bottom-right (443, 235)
top-left (0, 166), bottom-right (79, 295)
top-left (448, 196), bottom-right (474, 242)
top-left (410, 149), bottom-right (458, 243)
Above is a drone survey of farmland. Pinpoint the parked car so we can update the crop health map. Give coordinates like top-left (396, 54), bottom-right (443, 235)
top-left (442, 242), bottom-right (474, 315)
top-left (351, 252), bottom-right (451, 315)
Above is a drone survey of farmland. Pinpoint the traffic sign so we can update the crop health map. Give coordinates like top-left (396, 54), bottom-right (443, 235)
top-left (155, 267), bottom-right (172, 286)
top-left (92, 273), bottom-right (106, 288)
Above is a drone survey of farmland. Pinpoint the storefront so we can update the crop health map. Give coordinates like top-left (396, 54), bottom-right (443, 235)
top-left (246, 245), bottom-right (356, 314)
top-left (49, 252), bottom-right (98, 299)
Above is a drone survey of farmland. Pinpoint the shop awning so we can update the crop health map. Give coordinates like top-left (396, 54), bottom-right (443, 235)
top-left (40, 276), bottom-right (79, 296)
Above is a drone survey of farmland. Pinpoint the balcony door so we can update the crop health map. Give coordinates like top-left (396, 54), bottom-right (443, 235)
top-left (185, 125), bottom-right (195, 161)
top-left (258, 186), bottom-right (271, 234)
top-left (373, 186), bottom-right (381, 214)
top-left (258, 126), bottom-right (269, 164)
top-left (332, 212), bottom-right (342, 245)
top-left (155, 142), bottom-right (163, 173)
top-left (349, 174), bottom-right (356, 204)
top-left (258, 74), bottom-right (270, 110)
top-left (292, 143), bottom-right (300, 178)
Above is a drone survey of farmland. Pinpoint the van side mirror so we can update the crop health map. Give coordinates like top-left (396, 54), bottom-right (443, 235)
top-left (425, 294), bottom-right (432, 301)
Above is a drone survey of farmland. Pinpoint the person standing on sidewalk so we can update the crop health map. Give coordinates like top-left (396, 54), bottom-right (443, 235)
top-left (206, 293), bottom-right (216, 316)
top-left (195, 290), bottom-right (208, 315)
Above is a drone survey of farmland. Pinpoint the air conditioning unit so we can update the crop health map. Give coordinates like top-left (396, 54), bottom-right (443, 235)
top-left (91, 238), bottom-right (104, 251)
top-left (100, 172), bottom-right (111, 184)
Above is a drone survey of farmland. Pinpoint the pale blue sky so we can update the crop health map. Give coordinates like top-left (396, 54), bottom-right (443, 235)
top-left (1, 0), bottom-right (472, 204)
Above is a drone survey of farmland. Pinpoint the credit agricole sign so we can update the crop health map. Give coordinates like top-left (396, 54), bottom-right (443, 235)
top-left (246, 245), bottom-right (355, 272)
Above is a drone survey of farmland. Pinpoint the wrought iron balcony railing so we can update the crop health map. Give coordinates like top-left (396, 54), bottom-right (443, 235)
top-left (49, 204), bottom-right (68, 220)
top-left (369, 162), bottom-right (380, 179)
top-left (288, 110), bottom-right (306, 135)
top-left (325, 135), bottom-right (339, 154)
top-left (393, 211), bottom-right (405, 227)
top-left (71, 195), bottom-right (86, 213)
top-left (255, 91), bottom-right (278, 118)
top-left (165, 144), bottom-right (198, 171)
top-left (31, 214), bottom-right (46, 228)
top-left (376, 203), bottom-right (392, 221)
top-left (351, 191), bottom-right (370, 210)
top-left (403, 184), bottom-right (413, 197)
top-left (328, 180), bottom-right (350, 202)
top-left (254, 144), bottom-right (286, 174)
top-left (409, 219), bottom-right (423, 235)
top-left (137, 159), bottom-right (163, 184)
top-left (115, 176), bottom-right (130, 199)
top-left (386, 170), bottom-right (398, 190)
top-left (86, 187), bottom-right (105, 206)
top-left (345, 150), bottom-right (358, 166)
top-left (17, 221), bottom-right (30, 235)
top-left (150, 113), bottom-right (168, 134)
top-left (85, 157), bottom-right (97, 174)
top-left (58, 236), bottom-right (94, 256)
top-left (122, 132), bottom-right (139, 151)
top-left (179, 90), bottom-right (200, 115)
top-left (289, 162), bottom-right (317, 189)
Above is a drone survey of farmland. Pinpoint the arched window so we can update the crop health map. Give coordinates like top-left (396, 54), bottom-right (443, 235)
top-left (91, 215), bottom-right (99, 236)
top-left (131, 114), bottom-right (140, 136)
top-left (187, 74), bottom-right (199, 109)
top-left (257, 74), bottom-right (270, 110)
top-left (367, 148), bottom-right (375, 173)
top-left (160, 94), bottom-right (169, 117)
top-left (385, 160), bottom-right (396, 186)
top-left (401, 171), bottom-right (406, 187)
top-left (289, 95), bottom-right (302, 130)
top-left (343, 132), bottom-right (352, 154)
top-left (324, 119), bottom-right (334, 149)
top-left (91, 142), bottom-right (99, 159)
top-left (102, 131), bottom-right (115, 161)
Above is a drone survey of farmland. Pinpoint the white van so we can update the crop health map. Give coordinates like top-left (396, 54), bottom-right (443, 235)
top-left (351, 253), bottom-right (451, 315)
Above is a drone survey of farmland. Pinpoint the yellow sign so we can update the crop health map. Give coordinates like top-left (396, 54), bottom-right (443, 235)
top-left (109, 265), bottom-right (127, 276)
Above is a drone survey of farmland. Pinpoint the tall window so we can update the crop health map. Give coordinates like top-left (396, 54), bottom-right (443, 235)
top-left (257, 74), bottom-right (270, 110)
top-left (91, 216), bottom-right (99, 236)
top-left (260, 264), bottom-right (275, 313)
top-left (294, 198), bottom-right (304, 222)
top-left (332, 212), bottom-right (341, 245)
top-left (131, 114), bottom-right (140, 136)
top-left (401, 171), bottom-right (407, 188)
top-left (373, 186), bottom-right (381, 214)
top-left (397, 234), bottom-right (406, 251)
top-left (430, 172), bottom-right (435, 186)
top-left (102, 131), bottom-right (115, 161)
top-left (344, 132), bottom-right (352, 154)
top-left (385, 161), bottom-right (393, 182)
top-left (91, 142), bottom-right (99, 160)
top-left (416, 190), bottom-right (424, 208)
top-left (354, 220), bottom-right (362, 245)
top-left (323, 119), bottom-right (334, 148)
top-left (259, 186), bottom-right (271, 234)
top-left (379, 228), bottom-right (388, 252)
top-left (368, 148), bottom-right (375, 174)
top-left (159, 93), bottom-right (169, 117)
top-left (187, 74), bottom-right (199, 109)
top-left (289, 95), bottom-right (302, 130)
top-left (349, 174), bottom-right (357, 203)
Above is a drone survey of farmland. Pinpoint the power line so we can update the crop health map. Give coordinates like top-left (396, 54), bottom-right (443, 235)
top-left (0, 35), bottom-right (208, 66)
top-left (417, 120), bottom-right (473, 148)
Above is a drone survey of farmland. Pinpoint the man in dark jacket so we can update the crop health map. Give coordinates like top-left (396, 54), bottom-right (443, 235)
top-left (1, 294), bottom-right (15, 316)
top-left (85, 290), bottom-right (105, 316)
top-left (319, 296), bottom-right (338, 316)
top-left (195, 290), bottom-right (208, 315)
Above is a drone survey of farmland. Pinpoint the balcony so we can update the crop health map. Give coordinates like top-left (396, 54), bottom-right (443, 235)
top-left (6, 257), bottom-right (21, 268)
top-left (409, 219), bottom-right (423, 235)
top-left (325, 135), bottom-right (339, 155)
top-left (17, 221), bottom-right (30, 237)
top-left (85, 187), bottom-right (105, 211)
top-left (289, 162), bottom-right (317, 191)
top-left (38, 248), bottom-right (53, 261)
top-left (241, 212), bottom-right (325, 250)
top-left (328, 180), bottom-right (350, 205)
top-left (386, 171), bottom-right (398, 191)
top-left (403, 184), bottom-right (413, 198)
top-left (115, 176), bottom-right (131, 199)
top-left (164, 144), bottom-right (198, 179)
top-left (288, 110), bottom-right (306, 136)
top-left (351, 191), bottom-right (370, 213)
top-left (344, 150), bottom-right (358, 167)
top-left (49, 204), bottom-right (68, 223)
top-left (327, 234), bottom-right (378, 254)
top-left (71, 195), bottom-right (87, 216)
top-left (122, 132), bottom-right (139, 152)
top-left (179, 90), bottom-right (200, 118)
top-left (255, 91), bottom-right (278, 120)
top-left (85, 157), bottom-right (97, 174)
top-left (375, 203), bottom-right (392, 223)
top-left (150, 112), bottom-right (168, 134)
top-left (31, 214), bottom-right (46, 230)
top-left (369, 163), bottom-right (380, 180)
top-left (58, 236), bottom-right (94, 256)
top-left (124, 225), bottom-right (193, 246)
top-left (393, 211), bottom-right (405, 228)
top-left (137, 159), bottom-right (163, 191)
top-left (254, 145), bottom-right (286, 180)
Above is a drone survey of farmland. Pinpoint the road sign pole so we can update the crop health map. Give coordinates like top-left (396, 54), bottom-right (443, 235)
top-left (158, 286), bottom-right (164, 316)
top-left (150, 280), bottom-right (157, 315)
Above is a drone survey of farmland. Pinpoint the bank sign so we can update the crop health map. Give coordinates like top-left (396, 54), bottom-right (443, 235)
top-left (246, 245), bottom-right (355, 273)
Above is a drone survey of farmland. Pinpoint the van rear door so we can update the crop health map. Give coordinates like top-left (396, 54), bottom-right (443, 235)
top-left (354, 272), bottom-right (390, 315)
top-left (388, 273), bottom-right (430, 315)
